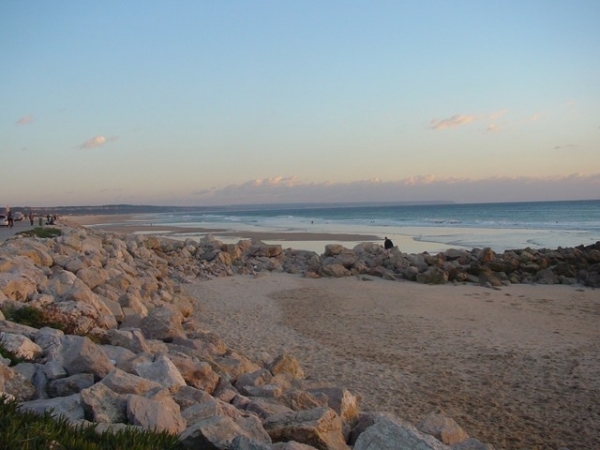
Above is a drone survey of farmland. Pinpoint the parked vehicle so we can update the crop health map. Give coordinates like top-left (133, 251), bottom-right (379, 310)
top-left (13, 212), bottom-right (24, 221)
top-left (0, 215), bottom-right (8, 227)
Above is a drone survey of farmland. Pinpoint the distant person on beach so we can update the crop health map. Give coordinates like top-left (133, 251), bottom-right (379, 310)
top-left (384, 236), bottom-right (394, 255)
top-left (7, 211), bottom-right (13, 228)
top-left (29, 212), bottom-right (34, 226)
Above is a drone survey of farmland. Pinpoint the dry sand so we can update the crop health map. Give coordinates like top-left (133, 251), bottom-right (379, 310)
top-left (185, 274), bottom-right (600, 450)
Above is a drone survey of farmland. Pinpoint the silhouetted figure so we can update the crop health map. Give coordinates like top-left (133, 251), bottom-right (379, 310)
top-left (384, 237), bottom-right (394, 255)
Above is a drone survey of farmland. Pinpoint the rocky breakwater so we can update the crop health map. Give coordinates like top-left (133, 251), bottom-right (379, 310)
top-left (141, 231), bottom-right (599, 288)
top-left (1, 224), bottom-right (496, 449)
top-left (314, 241), bottom-right (600, 287)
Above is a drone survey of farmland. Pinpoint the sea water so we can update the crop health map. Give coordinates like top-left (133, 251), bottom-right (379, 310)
top-left (134, 200), bottom-right (599, 253)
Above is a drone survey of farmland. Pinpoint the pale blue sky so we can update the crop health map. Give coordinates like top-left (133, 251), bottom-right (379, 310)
top-left (2, 1), bottom-right (599, 206)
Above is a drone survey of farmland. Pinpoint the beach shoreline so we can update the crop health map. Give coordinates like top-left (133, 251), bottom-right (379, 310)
top-left (3, 214), bottom-right (599, 449)
top-left (62, 213), bottom-right (519, 255)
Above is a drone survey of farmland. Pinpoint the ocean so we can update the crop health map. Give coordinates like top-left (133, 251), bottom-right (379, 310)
top-left (131, 200), bottom-right (599, 254)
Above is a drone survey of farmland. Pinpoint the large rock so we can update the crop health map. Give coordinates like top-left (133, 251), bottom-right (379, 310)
top-left (417, 411), bottom-right (469, 445)
top-left (0, 272), bottom-right (38, 301)
top-left (140, 306), bottom-right (184, 342)
top-left (0, 364), bottom-right (36, 400)
top-left (126, 392), bottom-right (186, 434)
top-left (100, 368), bottom-right (162, 395)
top-left (307, 387), bottom-right (359, 427)
top-left (180, 415), bottom-right (271, 450)
top-left (61, 336), bottom-right (115, 380)
top-left (133, 354), bottom-right (186, 392)
top-left (263, 407), bottom-right (349, 450)
top-left (76, 267), bottom-right (109, 290)
top-left (47, 373), bottom-right (95, 398)
top-left (20, 393), bottom-right (85, 422)
top-left (353, 413), bottom-right (450, 450)
top-left (80, 382), bottom-right (126, 423)
top-left (269, 354), bottom-right (305, 380)
top-left (0, 332), bottom-right (43, 360)
top-left (168, 352), bottom-right (220, 393)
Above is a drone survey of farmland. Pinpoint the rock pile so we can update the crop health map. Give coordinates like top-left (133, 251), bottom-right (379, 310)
top-left (1, 222), bottom-right (592, 449)
top-left (121, 230), bottom-right (600, 288)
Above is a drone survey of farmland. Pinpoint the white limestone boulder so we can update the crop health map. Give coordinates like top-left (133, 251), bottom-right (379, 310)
top-left (353, 413), bottom-right (450, 450)
top-left (263, 407), bottom-right (349, 450)
top-left (0, 332), bottom-right (43, 360)
top-left (61, 336), bottom-right (115, 381)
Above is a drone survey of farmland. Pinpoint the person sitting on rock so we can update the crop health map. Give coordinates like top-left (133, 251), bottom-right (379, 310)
top-left (384, 237), bottom-right (394, 256)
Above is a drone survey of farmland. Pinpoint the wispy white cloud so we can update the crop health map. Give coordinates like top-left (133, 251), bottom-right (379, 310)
top-left (429, 114), bottom-right (476, 130)
top-left (76, 135), bottom-right (118, 150)
top-left (16, 114), bottom-right (33, 125)
top-left (489, 109), bottom-right (508, 121)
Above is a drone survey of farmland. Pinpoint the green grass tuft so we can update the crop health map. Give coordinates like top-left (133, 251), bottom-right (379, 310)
top-left (2, 305), bottom-right (64, 331)
top-left (15, 227), bottom-right (62, 238)
top-left (0, 396), bottom-right (185, 450)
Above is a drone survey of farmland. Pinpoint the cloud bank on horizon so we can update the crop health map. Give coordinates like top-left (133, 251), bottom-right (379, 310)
top-left (186, 173), bottom-right (600, 206)
top-left (1, 2), bottom-right (599, 207)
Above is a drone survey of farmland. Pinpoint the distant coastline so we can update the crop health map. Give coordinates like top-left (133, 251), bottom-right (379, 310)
top-left (5, 198), bottom-right (599, 218)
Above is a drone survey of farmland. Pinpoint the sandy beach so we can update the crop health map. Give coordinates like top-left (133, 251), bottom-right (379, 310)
top-left (187, 273), bottom-right (599, 450)
top-left (63, 214), bottom-right (469, 254)
top-left (9, 214), bottom-right (598, 449)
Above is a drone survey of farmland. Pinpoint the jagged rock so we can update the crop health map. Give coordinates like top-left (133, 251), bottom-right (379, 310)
top-left (233, 394), bottom-right (294, 420)
top-left (0, 272), bottom-right (38, 301)
top-left (76, 267), bottom-right (109, 290)
top-left (105, 328), bottom-right (151, 354)
top-left (417, 411), bottom-right (469, 445)
top-left (269, 354), bottom-right (305, 380)
top-left (100, 368), bottom-right (162, 395)
top-left (127, 391), bottom-right (186, 434)
top-left (353, 413), bottom-right (450, 450)
top-left (320, 264), bottom-right (351, 278)
top-left (81, 382), bottom-right (126, 423)
top-left (280, 389), bottom-right (329, 411)
top-left (140, 306), bottom-right (184, 342)
top-left (20, 393), bottom-right (85, 422)
top-left (263, 407), bottom-right (348, 450)
top-left (0, 332), bottom-right (43, 360)
top-left (180, 414), bottom-right (271, 450)
top-left (235, 368), bottom-right (274, 392)
top-left (34, 327), bottom-right (65, 361)
top-left (168, 352), bottom-right (220, 393)
top-left (173, 385), bottom-right (214, 410)
top-left (47, 373), bottom-right (95, 397)
top-left (213, 352), bottom-right (261, 379)
top-left (61, 336), bottom-right (115, 380)
top-left (307, 387), bottom-right (359, 427)
top-left (133, 354), bottom-right (186, 392)
top-left (43, 359), bottom-right (67, 381)
top-left (101, 344), bottom-right (136, 366)
top-left (416, 267), bottom-right (448, 284)
top-left (0, 364), bottom-right (36, 400)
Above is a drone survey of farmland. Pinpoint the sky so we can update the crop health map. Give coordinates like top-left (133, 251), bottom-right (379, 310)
top-left (1, 1), bottom-right (599, 207)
